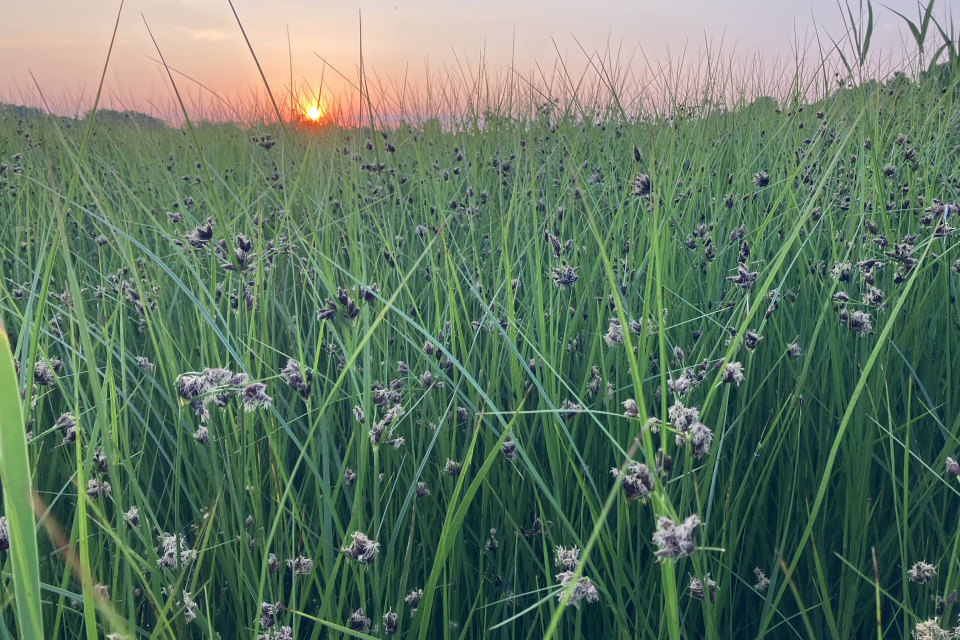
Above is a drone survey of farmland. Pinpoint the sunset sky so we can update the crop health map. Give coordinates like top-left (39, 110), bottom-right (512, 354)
top-left (0, 0), bottom-right (944, 119)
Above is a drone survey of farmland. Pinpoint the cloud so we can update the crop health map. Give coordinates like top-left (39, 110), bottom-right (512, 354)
top-left (176, 28), bottom-right (227, 42)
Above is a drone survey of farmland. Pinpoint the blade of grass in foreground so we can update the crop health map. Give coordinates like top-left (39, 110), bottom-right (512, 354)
top-left (0, 320), bottom-right (44, 640)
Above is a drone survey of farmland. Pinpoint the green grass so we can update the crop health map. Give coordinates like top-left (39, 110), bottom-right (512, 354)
top-left (1, 28), bottom-right (960, 640)
top-left (0, 321), bottom-right (44, 639)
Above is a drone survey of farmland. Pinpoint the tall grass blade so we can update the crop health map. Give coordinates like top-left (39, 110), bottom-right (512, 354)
top-left (0, 322), bottom-right (44, 639)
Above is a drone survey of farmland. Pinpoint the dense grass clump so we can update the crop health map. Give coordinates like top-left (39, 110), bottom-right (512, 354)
top-left (1, 52), bottom-right (960, 640)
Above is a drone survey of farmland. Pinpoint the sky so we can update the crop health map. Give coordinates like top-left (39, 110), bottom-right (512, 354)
top-left (0, 0), bottom-right (949, 120)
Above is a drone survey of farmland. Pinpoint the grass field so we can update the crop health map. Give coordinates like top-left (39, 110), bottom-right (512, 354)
top-left (2, 17), bottom-right (960, 639)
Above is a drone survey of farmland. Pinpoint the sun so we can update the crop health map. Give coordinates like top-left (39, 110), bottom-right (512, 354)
top-left (300, 95), bottom-right (327, 123)
top-left (306, 105), bottom-right (321, 121)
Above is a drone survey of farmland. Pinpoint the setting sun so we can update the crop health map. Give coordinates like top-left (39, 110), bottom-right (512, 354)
top-left (306, 105), bottom-right (321, 121)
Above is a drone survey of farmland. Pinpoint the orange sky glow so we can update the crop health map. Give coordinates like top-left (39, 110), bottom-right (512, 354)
top-left (0, 0), bottom-right (947, 124)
